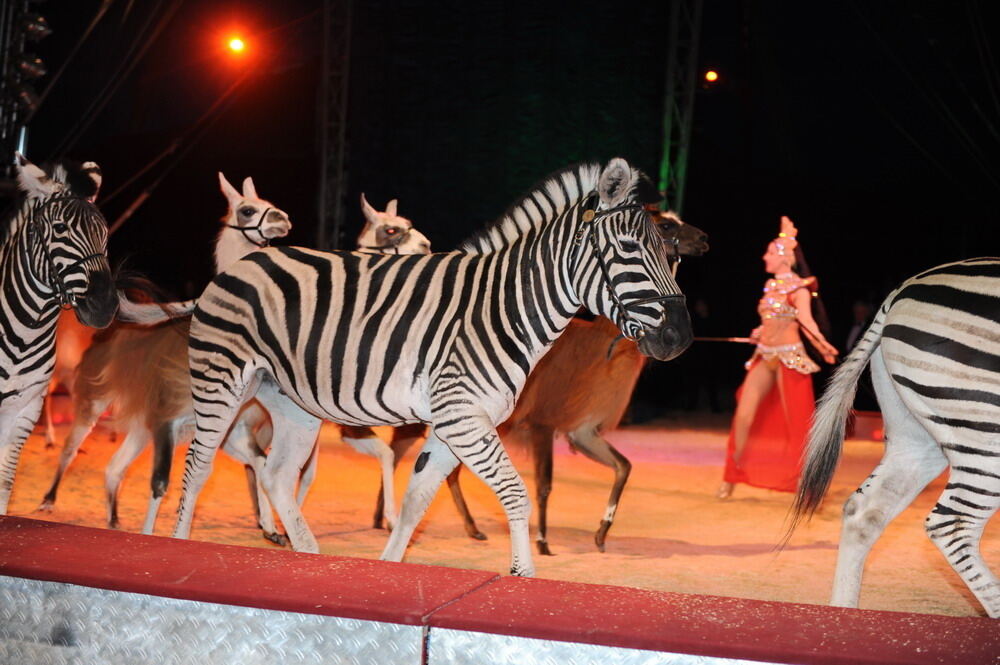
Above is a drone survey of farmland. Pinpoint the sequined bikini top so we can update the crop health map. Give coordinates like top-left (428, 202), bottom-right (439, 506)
top-left (757, 273), bottom-right (816, 321)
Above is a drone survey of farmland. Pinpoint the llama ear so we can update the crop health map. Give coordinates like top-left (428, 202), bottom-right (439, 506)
top-left (360, 193), bottom-right (379, 224)
top-left (218, 172), bottom-right (241, 204)
top-left (597, 158), bottom-right (636, 208)
top-left (15, 153), bottom-right (56, 198)
top-left (385, 199), bottom-right (398, 217)
top-left (81, 161), bottom-right (102, 201)
top-left (241, 176), bottom-right (258, 200)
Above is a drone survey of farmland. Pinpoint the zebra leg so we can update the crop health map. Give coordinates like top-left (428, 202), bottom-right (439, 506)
top-left (925, 468), bottom-right (1000, 617)
top-left (254, 382), bottom-right (323, 553)
top-left (104, 426), bottom-right (150, 529)
top-left (445, 467), bottom-right (487, 541)
top-left (0, 387), bottom-right (48, 514)
top-left (342, 428), bottom-right (398, 531)
top-left (373, 424), bottom-right (424, 529)
top-left (831, 352), bottom-right (946, 608)
top-left (567, 425), bottom-right (632, 553)
top-left (380, 433), bottom-right (460, 562)
top-left (38, 396), bottom-right (109, 511)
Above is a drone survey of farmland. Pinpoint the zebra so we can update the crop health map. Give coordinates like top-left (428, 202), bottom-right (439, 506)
top-left (0, 155), bottom-right (118, 514)
top-left (174, 158), bottom-right (692, 576)
top-left (791, 257), bottom-right (1000, 617)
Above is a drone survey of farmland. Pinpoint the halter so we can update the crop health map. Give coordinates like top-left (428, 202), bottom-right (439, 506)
top-left (359, 226), bottom-right (412, 255)
top-left (572, 196), bottom-right (686, 342)
top-left (26, 195), bottom-right (106, 309)
top-left (225, 207), bottom-right (273, 248)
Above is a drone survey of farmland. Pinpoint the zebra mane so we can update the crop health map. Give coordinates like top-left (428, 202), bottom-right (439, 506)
top-left (1, 159), bottom-right (100, 245)
top-left (459, 163), bottom-right (602, 254)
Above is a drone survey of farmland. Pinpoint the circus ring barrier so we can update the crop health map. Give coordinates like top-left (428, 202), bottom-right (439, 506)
top-left (1, 516), bottom-right (996, 664)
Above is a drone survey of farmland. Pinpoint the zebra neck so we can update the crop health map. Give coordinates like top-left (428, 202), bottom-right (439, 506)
top-left (0, 223), bottom-right (61, 338)
top-left (494, 209), bottom-right (583, 362)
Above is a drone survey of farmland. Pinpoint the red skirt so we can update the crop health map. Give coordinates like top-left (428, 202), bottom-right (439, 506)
top-left (723, 361), bottom-right (815, 493)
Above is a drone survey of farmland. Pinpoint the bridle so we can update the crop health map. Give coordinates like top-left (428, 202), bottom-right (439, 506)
top-left (572, 196), bottom-right (686, 342)
top-left (26, 195), bottom-right (106, 309)
top-left (359, 225), bottom-right (413, 255)
top-left (225, 207), bottom-right (274, 248)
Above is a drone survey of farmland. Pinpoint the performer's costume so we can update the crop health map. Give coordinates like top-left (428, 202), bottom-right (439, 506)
top-left (723, 219), bottom-right (820, 493)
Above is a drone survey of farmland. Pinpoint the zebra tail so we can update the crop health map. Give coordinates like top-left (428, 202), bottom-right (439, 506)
top-left (116, 293), bottom-right (196, 324)
top-left (785, 291), bottom-right (893, 537)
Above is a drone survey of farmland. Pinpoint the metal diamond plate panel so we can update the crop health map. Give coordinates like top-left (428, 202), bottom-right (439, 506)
top-left (427, 628), bottom-right (780, 665)
top-left (0, 575), bottom-right (422, 665)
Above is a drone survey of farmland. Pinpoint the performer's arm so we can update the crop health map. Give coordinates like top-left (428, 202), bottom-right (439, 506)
top-left (790, 288), bottom-right (838, 364)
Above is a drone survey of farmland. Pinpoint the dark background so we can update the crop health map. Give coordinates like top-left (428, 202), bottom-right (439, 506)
top-left (12, 0), bottom-right (1000, 417)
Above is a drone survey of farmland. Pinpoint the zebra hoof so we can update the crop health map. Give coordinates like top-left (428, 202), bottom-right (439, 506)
top-left (536, 540), bottom-right (553, 556)
top-left (263, 531), bottom-right (289, 547)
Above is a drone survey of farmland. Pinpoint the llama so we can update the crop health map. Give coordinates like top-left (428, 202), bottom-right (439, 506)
top-left (38, 174), bottom-right (292, 539)
top-left (374, 213), bottom-right (708, 554)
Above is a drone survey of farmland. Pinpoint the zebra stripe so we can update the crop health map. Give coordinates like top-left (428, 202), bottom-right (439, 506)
top-left (173, 159), bottom-right (691, 576)
top-left (0, 159), bottom-right (116, 514)
top-left (793, 257), bottom-right (1000, 617)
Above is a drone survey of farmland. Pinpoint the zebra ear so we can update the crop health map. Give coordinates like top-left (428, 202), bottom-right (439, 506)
top-left (15, 153), bottom-right (56, 198)
top-left (218, 172), bottom-right (241, 205)
top-left (360, 193), bottom-right (379, 224)
top-left (242, 176), bottom-right (258, 201)
top-left (385, 199), bottom-right (398, 217)
top-left (597, 158), bottom-right (637, 209)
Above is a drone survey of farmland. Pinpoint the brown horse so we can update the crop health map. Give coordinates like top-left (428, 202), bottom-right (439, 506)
top-left (374, 213), bottom-right (708, 554)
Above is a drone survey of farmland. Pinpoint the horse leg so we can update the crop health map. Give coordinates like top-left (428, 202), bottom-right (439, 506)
top-left (0, 387), bottom-right (47, 513)
top-left (526, 425), bottom-right (555, 555)
top-left (567, 425), bottom-right (632, 552)
top-left (38, 396), bottom-right (108, 511)
top-left (254, 382), bottom-right (322, 553)
top-left (445, 466), bottom-right (486, 541)
top-left (104, 425), bottom-right (150, 529)
top-left (342, 425), bottom-right (398, 531)
top-left (830, 352), bottom-right (946, 608)
top-left (925, 467), bottom-right (1000, 617)
top-left (43, 387), bottom-right (57, 449)
top-left (141, 421), bottom-right (176, 535)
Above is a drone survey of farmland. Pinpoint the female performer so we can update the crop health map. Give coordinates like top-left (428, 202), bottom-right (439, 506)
top-left (717, 217), bottom-right (837, 499)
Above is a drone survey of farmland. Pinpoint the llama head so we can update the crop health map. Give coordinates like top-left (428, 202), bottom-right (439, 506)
top-left (357, 193), bottom-right (431, 255)
top-left (215, 173), bottom-right (292, 273)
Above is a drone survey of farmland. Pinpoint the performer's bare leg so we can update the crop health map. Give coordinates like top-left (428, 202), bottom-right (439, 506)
top-left (718, 360), bottom-right (777, 499)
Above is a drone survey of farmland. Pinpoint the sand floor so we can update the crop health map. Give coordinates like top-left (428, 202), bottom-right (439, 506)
top-left (7, 410), bottom-right (998, 619)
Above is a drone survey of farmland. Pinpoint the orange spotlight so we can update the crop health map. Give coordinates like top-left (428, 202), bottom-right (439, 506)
top-left (228, 37), bottom-right (246, 53)
top-left (704, 70), bottom-right (719, 83)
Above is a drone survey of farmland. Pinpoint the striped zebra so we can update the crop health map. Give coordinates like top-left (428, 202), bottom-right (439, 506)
top-left (792, 257), bottom-right (1000, 617)
top-left (175, 158), bottom-right (692, 576)
top-left (0, 156), bottom-right (117, 514)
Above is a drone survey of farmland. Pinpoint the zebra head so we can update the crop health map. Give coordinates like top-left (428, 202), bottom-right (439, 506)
top-left (358, 194), bottom-right (432, 255)
top-left (218, 172), bottom-right (292, 247)
top-left (572, 158), bottom-right (692, 362)
top-left (15, 155), bottom-right (117, 328)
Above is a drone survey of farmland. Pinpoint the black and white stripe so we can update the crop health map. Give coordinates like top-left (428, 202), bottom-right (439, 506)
top-left (793, 257), bottom-right (1000, 617)
top-left (0, 157), bottom-right (116, 513)
top-left (173, 159), bottom-right (692, 575)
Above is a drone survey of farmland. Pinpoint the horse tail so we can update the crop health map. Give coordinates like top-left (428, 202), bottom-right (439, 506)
top-left (786, 289), bottom-right (894, 534)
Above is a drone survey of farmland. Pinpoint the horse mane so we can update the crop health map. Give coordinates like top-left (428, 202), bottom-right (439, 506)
top-left (459, 163), bottom-right (602, 254)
